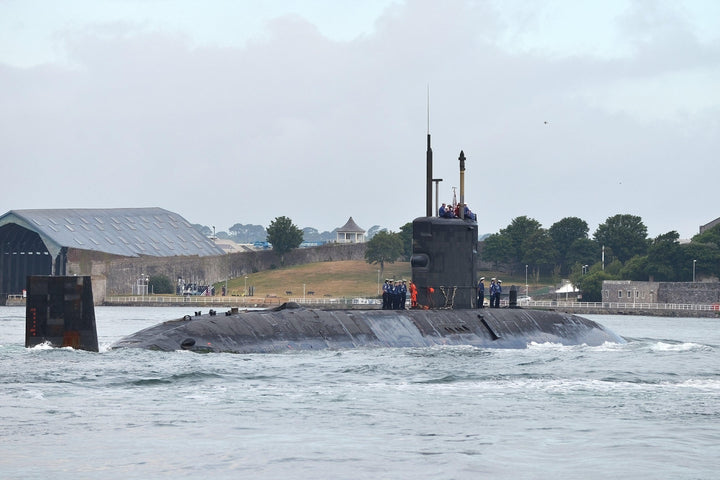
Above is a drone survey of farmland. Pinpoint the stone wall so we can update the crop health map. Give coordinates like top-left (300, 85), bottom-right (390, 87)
top-left (657, 282), bottom-right (720, 304)
top-left (66, 242), bottom-right (367, 300)
top-left (603, 280), bottom-right (720, 305)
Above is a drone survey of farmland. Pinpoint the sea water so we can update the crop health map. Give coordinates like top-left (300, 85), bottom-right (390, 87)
top-left (1, 306), bottom-right (718, 479)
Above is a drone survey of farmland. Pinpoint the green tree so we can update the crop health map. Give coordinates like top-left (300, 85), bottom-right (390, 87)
top-left (645, 231), bottom-right (684, 281)
top-left (364, 230), bottom-right (403, 276)
top-left (148, 275), bottom-right (174, 294)
top-left (549, 217), bottom-right (589, 274)
top-left (593, 214), bottom-right (649, 263)
top-left (502, 216), bottom-right (542, 263)
top-left (620, 255), bottom-right (649, 280)
top-left (521, 229), bottom-right (558, 282)
top-left (397, 222), bottom-right (413, 261)
top-left (692, 223), bottom-right (720, 246)
top-left (229, 223), bottom-right (267, 243)
top-left (193, 224), bottom-right (213, 237)
top-left (681, 242), bottom-right (720, 280)
top-left (266, 216), bottom-right (303, 265)
top-left (575, 269), bottom-right (615, 302)
top-left (605, 259), bottom-right (624, 276)
top-left (481, 233), bottom-right (513, 268)
top-left (565, 238), bottom-right (601, 269)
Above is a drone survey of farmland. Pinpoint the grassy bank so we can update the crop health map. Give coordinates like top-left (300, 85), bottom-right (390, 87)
top-left (218, 260), bottom-right (411, 299)
top-left (214, 260), bottom-right (555, 300)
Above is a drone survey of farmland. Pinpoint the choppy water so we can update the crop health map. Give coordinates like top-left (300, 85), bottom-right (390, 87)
top-left (1, 306), bottom-right (719, 479)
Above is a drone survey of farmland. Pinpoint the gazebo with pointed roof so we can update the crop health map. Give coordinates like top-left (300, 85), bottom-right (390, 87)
top-left (336, 217), bottom-right (365, 243)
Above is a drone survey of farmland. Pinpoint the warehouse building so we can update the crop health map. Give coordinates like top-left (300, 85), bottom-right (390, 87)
top-left (0, 207), bottom-right (224, 297)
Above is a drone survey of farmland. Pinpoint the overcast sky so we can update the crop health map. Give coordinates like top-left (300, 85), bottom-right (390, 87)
top-left (1, 0), bottom-right (718, 239)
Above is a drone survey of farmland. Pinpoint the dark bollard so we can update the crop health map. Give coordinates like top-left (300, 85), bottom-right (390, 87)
top-left (509, 286), bottom-right (518, 308)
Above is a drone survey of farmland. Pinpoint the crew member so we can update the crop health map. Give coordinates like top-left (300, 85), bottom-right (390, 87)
top-left (410, 281), bottom-right (418, 308)
top-left (382, 279), bottom-right (391, 309)
top-left (494, 280), bottom-right (502, 308)
top-left (399, 280), bottom-right (408, 309)
top-left (477, 277), bottom-right (485, 308)
top-left (489, 278), bottom-right (497, 308)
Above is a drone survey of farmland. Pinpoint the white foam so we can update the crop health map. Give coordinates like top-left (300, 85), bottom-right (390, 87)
top-left (649, 341), bottom-right (710, 352)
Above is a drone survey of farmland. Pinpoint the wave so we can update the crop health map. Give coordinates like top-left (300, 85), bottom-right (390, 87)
top-left (648, 341), bottom-right (714, 352)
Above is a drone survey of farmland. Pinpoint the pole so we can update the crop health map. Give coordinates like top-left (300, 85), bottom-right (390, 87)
top-left (693, 259), bottom-right (696, 282)
top-left (426, 87), bottom-right (433, 217)
top-left (432, 179), bottom-right (443, 216)
top-left (458, 151), bottom-right (466, 219)
top-left (525, 265), bottom-right (528, 298)
top-left (426, 133), bottom-right (433, 217)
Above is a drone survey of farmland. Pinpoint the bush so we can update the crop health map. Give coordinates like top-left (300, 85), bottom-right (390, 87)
top-left (148, 275), bottom-right (174, 294)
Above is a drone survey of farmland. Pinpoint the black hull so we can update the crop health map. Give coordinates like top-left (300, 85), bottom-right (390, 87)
top-left (112, 304), bottom-right (624, 353)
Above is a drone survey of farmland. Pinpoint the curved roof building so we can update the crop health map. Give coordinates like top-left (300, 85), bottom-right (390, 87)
top-left (0, 208), bottom-right (224, 295)
top-left (336, 216), bottom-right (365, 243)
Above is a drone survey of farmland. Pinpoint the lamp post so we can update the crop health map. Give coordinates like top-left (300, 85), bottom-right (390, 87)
top-left (693, 259), bottom-right (696, 282)
top-left (377, 269), bottom-right (380, 296)
top-left (244, 275), bottom-right (248, 296)
top-left (525, 264), bottom-right (528, 299)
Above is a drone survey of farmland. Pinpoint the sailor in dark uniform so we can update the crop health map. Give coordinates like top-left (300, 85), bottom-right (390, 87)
top-left (382, 279), bottom-right (391, 309)
top-left (477, 277), bottom-right (485, 308)
top-left (489, 278), bottom-right (497, 308)
top-left (495, 280), bottom-right (502, 308)
top-left (399, 280), bottom-right (407, 309)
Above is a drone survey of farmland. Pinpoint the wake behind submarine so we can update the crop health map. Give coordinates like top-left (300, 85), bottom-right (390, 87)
top-left (24, 134), bottom-right (624, 353)
top-left (110, 134), bottom-right (624, 353)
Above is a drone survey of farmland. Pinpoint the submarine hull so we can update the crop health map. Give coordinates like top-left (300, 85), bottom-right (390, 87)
top-left (111, 305), bottom-right (625, 353)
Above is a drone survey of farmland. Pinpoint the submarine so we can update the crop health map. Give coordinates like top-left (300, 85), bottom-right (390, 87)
top-left (25, 134), bottom-right (624, 353)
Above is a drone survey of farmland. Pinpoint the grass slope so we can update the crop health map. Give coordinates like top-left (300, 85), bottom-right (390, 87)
top-left (221, 260), bottom-right (411, 299)
top-left (216, 260), bottom-right (551, 300)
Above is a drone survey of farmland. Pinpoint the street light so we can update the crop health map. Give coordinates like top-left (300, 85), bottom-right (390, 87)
top-left (693, 259), bottom-right (696, 282)
top-left (377, 269), bottom-right (380, 296)
top-left (244, 275), bottom-right (248, 296)
top-left (525, 264), bottom-right (528, 299)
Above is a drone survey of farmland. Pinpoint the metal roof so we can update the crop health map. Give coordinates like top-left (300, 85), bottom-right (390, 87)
top-left (0, 208), bottom-right (225, 259)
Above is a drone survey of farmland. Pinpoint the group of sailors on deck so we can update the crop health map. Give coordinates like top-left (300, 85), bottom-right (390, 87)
top-left (477, 276), bottom-right (502, 308)
top-left (382, 279), bottom-right (408, 310)
top-left (438, 202), bottom-right (477, 221)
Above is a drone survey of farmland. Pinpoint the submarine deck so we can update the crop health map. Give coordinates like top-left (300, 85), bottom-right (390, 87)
top-left (111, 304), bottom-right (625, 353)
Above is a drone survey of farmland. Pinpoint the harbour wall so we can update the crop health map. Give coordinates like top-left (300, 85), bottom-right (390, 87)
top-left (65, 243), bottom-right (366, 302)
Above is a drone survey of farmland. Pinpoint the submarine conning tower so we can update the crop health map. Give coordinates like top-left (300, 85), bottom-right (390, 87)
top-left (411, 216), bottom-right (478, 309)
top-left (412, 138), bottom-right (478, 309)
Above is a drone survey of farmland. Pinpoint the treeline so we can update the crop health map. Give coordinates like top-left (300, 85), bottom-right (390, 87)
top-left (193, 223), bottom-right (386, 243)
top-left (482, 214), bottom-right (720, 301)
